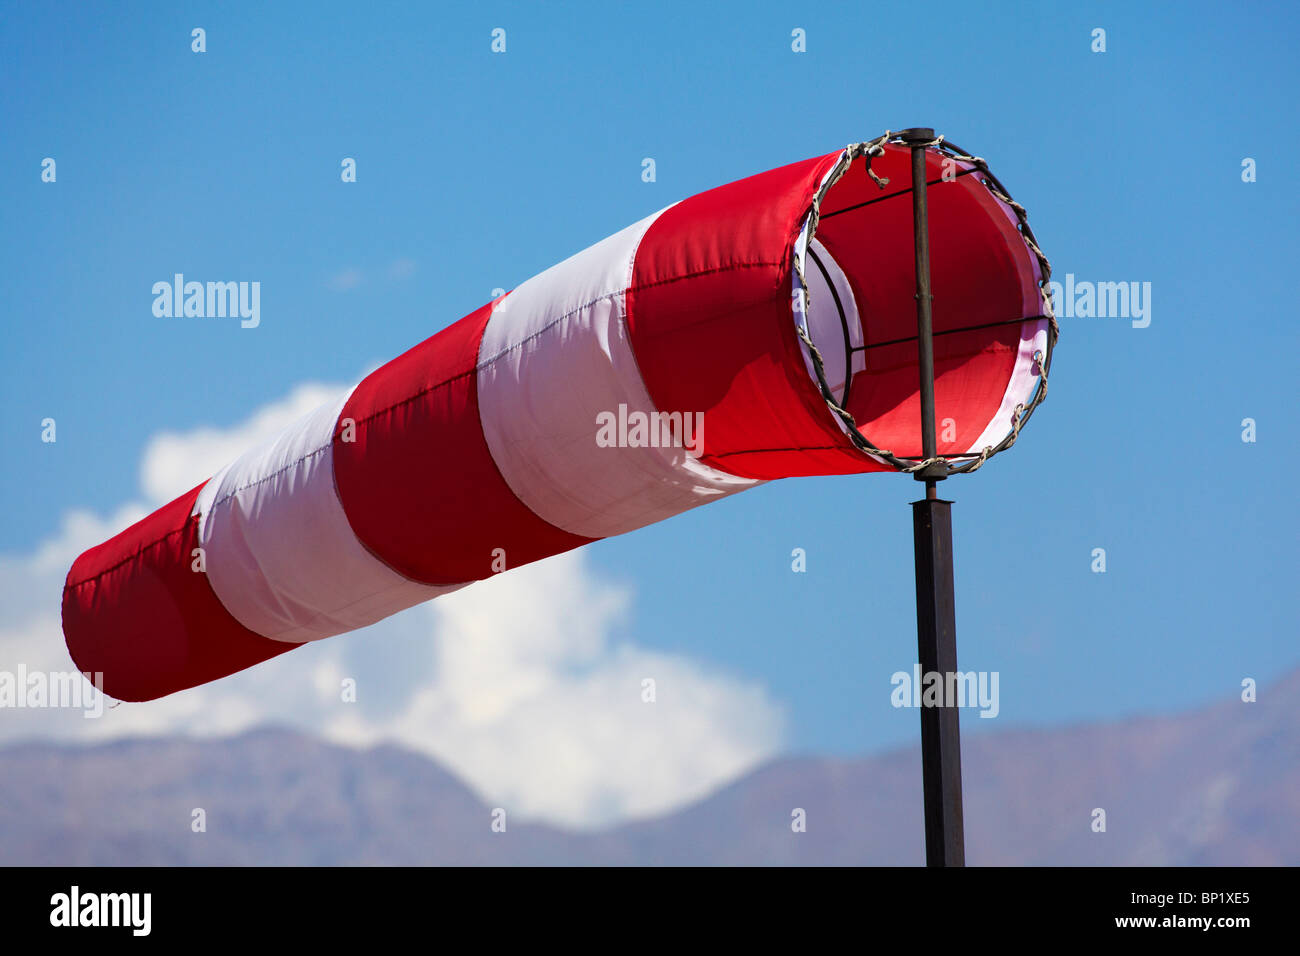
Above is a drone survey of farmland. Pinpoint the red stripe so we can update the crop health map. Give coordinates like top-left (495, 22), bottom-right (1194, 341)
top-left (625, 152), bottom-right (868, 480)
top-left (62, 483), bottom-right (296, 702)
top-left (817, 146), bottom-right (1034, 458)
top-left (332, 299), bottom-right (593, 585)
top-left (628, 146), bottom-right (1040, 473)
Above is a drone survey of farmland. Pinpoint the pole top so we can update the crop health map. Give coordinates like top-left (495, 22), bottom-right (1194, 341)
top-left (913, 461), bottom-right (949, 482)
top-left (897, 127), bottom-right (936, 145)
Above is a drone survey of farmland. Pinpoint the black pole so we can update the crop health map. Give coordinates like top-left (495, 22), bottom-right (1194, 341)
top-left (898, 127), bottom-right (965, 867)
top-left (907, 134), bottom-right (939, 479)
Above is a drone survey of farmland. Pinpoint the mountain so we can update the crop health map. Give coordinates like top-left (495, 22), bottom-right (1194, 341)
top-left (2, 669), bottom-right (1296, 865)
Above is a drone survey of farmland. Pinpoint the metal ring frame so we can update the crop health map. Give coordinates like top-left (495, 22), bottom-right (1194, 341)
top-left (793, 131), bottom-right (1060, 477)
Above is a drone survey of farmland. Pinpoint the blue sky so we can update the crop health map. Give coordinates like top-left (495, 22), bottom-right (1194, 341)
top-left (2, 0), bottom-right (1298, 813)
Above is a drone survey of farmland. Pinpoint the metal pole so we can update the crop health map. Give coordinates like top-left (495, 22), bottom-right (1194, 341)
top-left (898, 127), bottom-right (965, 867)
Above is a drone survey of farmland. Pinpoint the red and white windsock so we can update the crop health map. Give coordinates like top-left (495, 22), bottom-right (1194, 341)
top-left (63, 134), bottom-right (1055, 701)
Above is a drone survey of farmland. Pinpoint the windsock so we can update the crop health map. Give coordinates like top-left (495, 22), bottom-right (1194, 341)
top-left (63, 134), bottom-right (1055, 701)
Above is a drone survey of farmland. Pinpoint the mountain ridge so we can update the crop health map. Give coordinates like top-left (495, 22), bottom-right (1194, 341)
top-left (2, 669), bottom-right (1295, 865)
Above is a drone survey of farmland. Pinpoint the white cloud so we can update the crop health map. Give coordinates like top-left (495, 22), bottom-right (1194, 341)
top-left (139, 383), bottom-right (349, 504)
top-left (327, 268), bottom-right (364, 292)
top-left (386, 258), bottom-right (417, 280)
top-left (321, 552), bottom-right (784, 826)
top-left (0, 382), bottom-right (786, 829)
top-left (328, 259), bottom-right (417, 292)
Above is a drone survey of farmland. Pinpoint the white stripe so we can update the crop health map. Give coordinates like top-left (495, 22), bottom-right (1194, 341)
top-left (964, 318), bottom-right (1048, 455)
top-left (797, 238), bottom-right (865, 407)
top-left (195, 390), bottom-right (461, 643)
top-left (477, 208), bottom-right (759, 540)
top-left (794, 229), bottom-right (888, 463)
top-left (965, 174), bottom-right (1050, 455)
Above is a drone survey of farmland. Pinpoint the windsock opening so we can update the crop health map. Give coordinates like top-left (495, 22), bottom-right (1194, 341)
top-left (794, 141), bottom-right (1050, 469)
